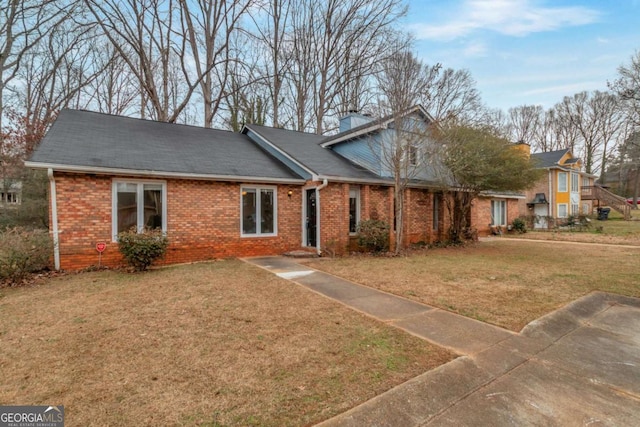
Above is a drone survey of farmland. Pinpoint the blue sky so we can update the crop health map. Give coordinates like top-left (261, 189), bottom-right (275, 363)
top-left (404, 0), bottom-right (640, 112)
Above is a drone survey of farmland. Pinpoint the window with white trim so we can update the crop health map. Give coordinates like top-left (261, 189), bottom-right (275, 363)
top-left (1, 191), bottom-right (20, 205)
top-left (571, 204), bottom-right (579, 215)
top-left (557, 203), bottom-right (568, 218)
top-left (408, 144), bottom-right (419, 166)
top-left (558, 172), bottom-right (568, 192)
top-left (349, 187), bottom-right (360, 234)
top-left (571, 172), bottom-right (579, 192)
top-left (582, 203), bottom-right (589, 215)
top-left (242, 186), bottom-right (276, 236)
top-left (491, 199), bottom-right (506, 226)
top-left (112, 180), bottom-right (166, 240)
top-left (433, 194), bottom-right (440, 230)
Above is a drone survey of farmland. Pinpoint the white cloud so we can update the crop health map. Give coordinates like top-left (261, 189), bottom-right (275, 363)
top-left (463, 41), bottom-right (489, 57)
top-left (520, 81), bottom-right (602, 96)
top-left (409, 0), bottom-right (600, 41)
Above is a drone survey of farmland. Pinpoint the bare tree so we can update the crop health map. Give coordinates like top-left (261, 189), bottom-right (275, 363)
top-left (84, 0), bottom-right (203, 122)
top-left (249, 0), bottom-right (292, 128)
top-left (508, 105), bottom-right (543, 144)
top-left (556, 91), bottom-right (623, 177)
top-left (422, 68), bottom-right (483, 125)
top-left (277, 0), bottom-right (406, 134)
top-left (178, 0), bottom-right (252, 128)
top-left (610, 50), bottom-right (640, 127)
top-left (374, 50), bottom-right (438, 254)
top-left (83, 43), bottom-right (141, 116)
top-left (0, 1), bottom-right (76, 131)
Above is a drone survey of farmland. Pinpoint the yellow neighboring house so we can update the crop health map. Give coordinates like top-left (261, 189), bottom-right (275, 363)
top-left (516, 146), bottom-right (596, 229)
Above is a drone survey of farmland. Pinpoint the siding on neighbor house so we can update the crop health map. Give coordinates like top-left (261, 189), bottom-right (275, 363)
top-left (51, 172), bottom-right (303, 270)
top-left (518, 175), bottom-right (551, 217)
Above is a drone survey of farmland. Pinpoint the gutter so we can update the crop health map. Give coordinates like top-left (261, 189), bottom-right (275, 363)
top-left (315, 179), bottom-right (329, 255)
top-left (47, 168), bottom-right (61, 270)
top-left (25, 161), bottom-right (306, 185)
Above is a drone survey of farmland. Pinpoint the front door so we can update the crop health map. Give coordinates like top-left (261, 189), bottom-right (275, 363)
top-left (306, 189), bottom-right (317, 247)
top-left (534, 204), bottom-right (548, 229)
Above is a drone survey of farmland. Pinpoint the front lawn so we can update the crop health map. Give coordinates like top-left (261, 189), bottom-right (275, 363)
top-left (0, 261), bottom-right (452, 426)
top-left (305, 240), bottom-right (640, 331)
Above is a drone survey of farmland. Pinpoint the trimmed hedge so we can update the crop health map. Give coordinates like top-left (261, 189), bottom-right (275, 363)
top-left (117, 228), bottom-right (169, 271)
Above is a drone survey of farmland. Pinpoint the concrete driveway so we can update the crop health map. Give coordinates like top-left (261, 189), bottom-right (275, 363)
top-left (245, 257), bottom-right (640, 426)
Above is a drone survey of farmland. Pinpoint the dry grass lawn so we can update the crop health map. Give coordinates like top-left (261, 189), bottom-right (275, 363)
top-left (509, 216), bottom-right (640, 246)
top-left (305, 240), bottom-right (640, 332)
top-left (0, 261), bottom-right (453, 426)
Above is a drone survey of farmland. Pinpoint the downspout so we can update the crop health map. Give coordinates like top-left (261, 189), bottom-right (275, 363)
top-left (548, 170), bottom-right (553, 218)
top-left (47, 168), bottom-right (61, 270)
top-left (315, 179), bottom-right (329, 255)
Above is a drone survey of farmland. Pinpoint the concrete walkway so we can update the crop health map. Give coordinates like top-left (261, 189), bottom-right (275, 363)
top-left (244, 256), bottom-right (640, 426)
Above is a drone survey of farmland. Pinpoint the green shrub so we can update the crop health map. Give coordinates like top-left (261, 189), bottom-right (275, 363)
top-left (356, 219), bottom-right (390, 253)
top-left (117, 228), bottom-right (169, 271)
top-left (511, 217), bottom-right (527, 233)
top-left (0, 227), bottom-right (53, 284)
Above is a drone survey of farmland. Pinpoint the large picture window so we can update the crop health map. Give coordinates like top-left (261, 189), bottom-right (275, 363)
top-left (491, 199), bottom-right (506, 226)
top-left (112, 180), bottom-right (166, 240)
top-left (242, 186), bottom-right (276, 236)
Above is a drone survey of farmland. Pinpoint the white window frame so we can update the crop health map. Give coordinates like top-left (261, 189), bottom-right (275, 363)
top-left (2, 191), bottom-right (20, 204)
top-left (112, 179), bottom-right (167, 241)
top-left (408, 144), bottom-right (419, 166)
top-left (241, 185), bottom-right (277, 237)
top-left (491, 199), bottom-right (507, 226)
top-left (558, 172), bottom-right (568, 192)
top-left (571, 204), bottom-right (579, 215)
top-left (433, 194), bottom-right (439, 231)
top-left (571, 172), bottom-right (579, 193)
top-left (349, 187), bottom-right (361, 235)
top-left (557, 203), bottom-right (568, 218)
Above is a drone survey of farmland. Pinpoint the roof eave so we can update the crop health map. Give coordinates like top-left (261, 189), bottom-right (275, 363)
top-left (24, 161), bottom-right (307, 185)
top-left (242, 125), bottom-right (318, 179)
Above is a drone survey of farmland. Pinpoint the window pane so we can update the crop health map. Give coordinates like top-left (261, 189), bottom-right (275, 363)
top-left (144, 184), bottom-right (163, 229)
top-left (117, 187), bottom-right (137, 233)
top-left (260, 189), bottom-right (274, 234)
top-left (433, 195), bottom-right (439, 230)
top-left (349, 188), bottom-right (359, 234)
top-left (558, 204), bottom-right (567, 218)
top-left (242, 189), bottom-right (257, 234)
top-left (558, 173), bottom-right (567, 192)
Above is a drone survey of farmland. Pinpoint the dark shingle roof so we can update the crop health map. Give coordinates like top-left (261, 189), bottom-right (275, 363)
top-left (531, 149), bottom-right (570, 168)
top-left (28, 109), bottom-right (302, 181)
top-left (245, 124), bottom-right (384, 181)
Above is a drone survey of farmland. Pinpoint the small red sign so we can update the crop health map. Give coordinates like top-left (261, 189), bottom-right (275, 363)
top-left (96, 242), bottom-right (107, 253)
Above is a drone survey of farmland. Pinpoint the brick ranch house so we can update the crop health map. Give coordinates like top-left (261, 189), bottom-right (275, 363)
top-left (26, 107), bottom-right (521, 270)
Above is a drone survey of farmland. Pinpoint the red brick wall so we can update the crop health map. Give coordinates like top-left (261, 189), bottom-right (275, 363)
top-left (316, 183), bottom-right (439, 254)
top-left (51, 173), bottom-right (487, 268)
top-left (519, 172), bottom-right (550, 217)
top-left (474, 197), bottom-right (521, 236)
top-left (52, 173), bottom-right (303, 270)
